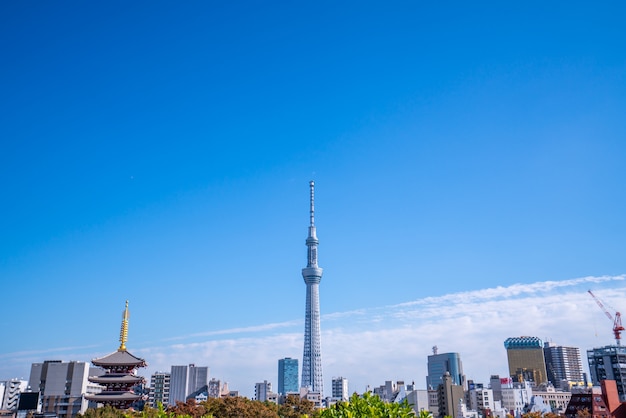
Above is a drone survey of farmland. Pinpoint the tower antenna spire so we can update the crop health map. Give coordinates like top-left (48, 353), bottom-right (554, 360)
top-left (309, 180), bottom-right (315, 227)
top-left (118, 300), bottom-right (129, 351)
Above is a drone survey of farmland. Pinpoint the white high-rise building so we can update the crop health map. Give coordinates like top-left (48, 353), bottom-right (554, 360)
top-left (255, 381), bottom-right (272, 402)
top-left (169, 364), bottom-right (209, 404)
top-left (331, 377), bottom-right (348, 402)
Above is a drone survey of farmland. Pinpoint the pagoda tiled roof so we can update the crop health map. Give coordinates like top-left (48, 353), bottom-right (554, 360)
top-left (85, 391), bottom-right (143, 402)
top-left (92, 350), bottom-right (147, 367)
top-left (88, 374), bottom-right (146, 384)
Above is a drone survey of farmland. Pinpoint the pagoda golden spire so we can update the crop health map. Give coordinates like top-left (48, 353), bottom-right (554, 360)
top-left (118, 300), bottom-right (129, 351)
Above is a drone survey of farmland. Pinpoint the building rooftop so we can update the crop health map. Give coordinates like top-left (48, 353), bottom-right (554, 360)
top-left (92, 350), bottom-right (147, 368)
top-left (504, 336), bottom-right (544, 349)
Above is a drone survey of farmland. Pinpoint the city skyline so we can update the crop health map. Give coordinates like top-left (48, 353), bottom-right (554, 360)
top-left (2, 275), bottom-right (625, 398)
top-left (1, 1), bottom-right (626, 401)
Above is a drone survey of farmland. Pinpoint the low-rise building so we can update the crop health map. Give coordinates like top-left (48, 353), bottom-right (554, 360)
top-left (1, 379), bottom-right (28, 410)
top-left (500, 380), bottom-right (532, 418)
top-left (532, 383), bottom-right (571, 414)
top-left (148, 371), bottom-right (170, 407)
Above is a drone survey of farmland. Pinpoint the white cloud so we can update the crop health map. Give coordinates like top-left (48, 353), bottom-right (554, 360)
top-left (3, 275), bottom-right (624, 398)
top-left (130, 274), bottom-right (626, 397)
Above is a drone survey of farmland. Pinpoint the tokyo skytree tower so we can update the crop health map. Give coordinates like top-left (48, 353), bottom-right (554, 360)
top-left (301, 180), bottom-right (323, 395)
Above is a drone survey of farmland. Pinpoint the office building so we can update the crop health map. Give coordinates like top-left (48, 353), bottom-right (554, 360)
top-left (301, 181), bottom-right (324, 395)
top-left (504, 336), bottom-right (548, 385)
top-left (331, 377), bottom-right (348, 402)
top-left (28, 360), bottom-right (101, 418)
top-left (148, 371), bottom-right (171, 407)
top-left (467, 382), bottom-right (495, 416)
top-left (373, 380), bottom-right (406, 403)
top-left (170, 364), bottom-right (209, 405)
top-left (188, 365), bottom-right (209, 397)
top-left (427, 350), bottom-right (465, 390)
top-left (489, 375), bottom-right (504, 402)
top-left (500, 379), bottom-right (533, 417)
top-left (428, 389), bottom-right (439, 417)
top-left (543, 342), bottom-right (584, 388)
top-left (405, 389), bottom-right (430, 416)
top-left (207, 378), bottom-right (224, 399)
top-left (437, 372), bottom-right (464, 418)
top-left (587, 345), bottom-right (626, 401)
top-left (255, 381), bottom-right (272, 402)
top-left (278, 358), bottom-right (299, 395)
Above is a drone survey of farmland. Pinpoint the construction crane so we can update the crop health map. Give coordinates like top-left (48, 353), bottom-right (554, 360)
top-left (588, 289), bottom-right (625, 345)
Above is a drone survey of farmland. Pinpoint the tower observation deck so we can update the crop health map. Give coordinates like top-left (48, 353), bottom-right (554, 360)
top-left (301, 181), bottom-right (323, 395)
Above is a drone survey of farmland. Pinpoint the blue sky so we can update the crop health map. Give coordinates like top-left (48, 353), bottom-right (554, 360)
top-left (1, 1), bottom-right (625, 398)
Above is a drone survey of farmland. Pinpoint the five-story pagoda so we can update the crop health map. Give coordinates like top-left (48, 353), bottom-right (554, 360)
top-left (86, 301), bottom-right (147, 409)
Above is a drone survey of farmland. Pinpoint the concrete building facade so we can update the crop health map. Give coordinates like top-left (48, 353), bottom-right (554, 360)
top-left (532, 383), bottom-right (572, 414)
top-left (500, 380), bottom-right (533, 418)
top-left (437, 372), bottom-right (464, 418)
top-left (331, 377), bottom-right (348, 402)
top-left (467, 382), bottom-right (495, 416)
top-left (28, 360), bottom-right (101, 418)
top-left (587, 345), bottom-right (626, 401)
top-left (255, 380), bottom-right (272, 402)
top-left (544, 342), bottom-right (584, 388)
top-left (405, 389), bottom-right (430, 415)
top-left (148, 371), bottom-right (171, 407)
top-left (169, 365), bottom-right (209, 405)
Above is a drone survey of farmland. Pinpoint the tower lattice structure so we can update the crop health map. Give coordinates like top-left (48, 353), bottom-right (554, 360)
top-left (301, 181), bottom-right (324, 395)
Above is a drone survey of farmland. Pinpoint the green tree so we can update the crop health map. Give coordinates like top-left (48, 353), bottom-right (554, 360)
top-left (278, 394), bottom-right (319, 418)
top-left (202, 396), bottom-right (280, 418)
top-left (320, 392), bottom-right (415, 418)
top-left (521, 412), bottom-right (542, 418)
top-left (166, 399), bottom-right (208, 418)
top-left (575, 408), bottom-right (590, 418)
top-left (79, 405), bottom-right (126, 418)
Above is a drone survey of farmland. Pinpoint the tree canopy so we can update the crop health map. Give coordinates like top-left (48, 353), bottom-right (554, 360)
top-left (320, 392), bottom-right (415, 418)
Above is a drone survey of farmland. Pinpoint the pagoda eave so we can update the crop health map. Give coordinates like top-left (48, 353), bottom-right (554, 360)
top-left (86, 392), bottom-right (143, 402)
